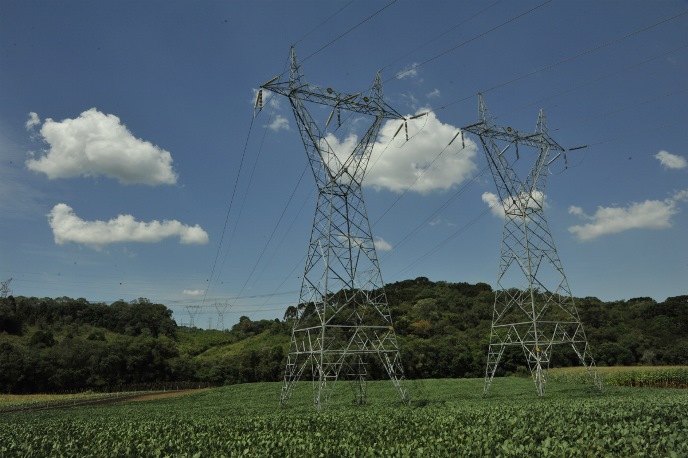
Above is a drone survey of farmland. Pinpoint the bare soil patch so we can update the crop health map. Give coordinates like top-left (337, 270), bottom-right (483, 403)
top-left (2, 388), bottom-right (209, 414)
top-left (126, 389), bottom-right (209, 402)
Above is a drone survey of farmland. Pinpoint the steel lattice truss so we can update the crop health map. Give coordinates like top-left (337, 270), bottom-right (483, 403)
top-left (0, 278), bottom-right (11, 298)
top-left (260, 48), bottom-right (409, 410)
top-left (463, 95), bottom-right (602, 397)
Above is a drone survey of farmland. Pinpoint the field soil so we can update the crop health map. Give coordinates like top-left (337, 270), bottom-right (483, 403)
top-left (2, 388), bottom-right (209, 413)
top-left (126, 389), bottom-right (209, 402)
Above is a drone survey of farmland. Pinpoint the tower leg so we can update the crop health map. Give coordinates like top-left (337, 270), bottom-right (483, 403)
top-left (483, 329), bottom-right (507, 396)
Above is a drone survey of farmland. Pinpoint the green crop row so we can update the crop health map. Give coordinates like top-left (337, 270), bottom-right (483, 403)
top-left (1, 378), bottom-right (686, 457)
top-left (548, 366), bottom-right (688, 388)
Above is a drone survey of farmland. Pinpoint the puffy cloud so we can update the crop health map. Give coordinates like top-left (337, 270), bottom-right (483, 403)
top-left (482, 192), bottom-right (504, 218)
top-left (26, 108), bottom-right (177, 185)
top-left (266, 114), bottom-right (290, 132)
top-left (396, 63), bottom-right (420, 80)
top-left (374, 236), bottom-right (392, 252)
top-left (364, 110), bottom-right (478, 194)
top-left (183, 289), bottom-right (205, 296)
top-left (426, 89), bottom-right (441, 98)
top-left (567, 190), bottom-right (688, 241)
top-left (655, 150), bottom-right (687, 170)
top-left (482, 190), bottom-right (545, 219)
top-left (48, 203), bottom-right (209, 249)
top-left (25, 112), bottom-right (40, 130)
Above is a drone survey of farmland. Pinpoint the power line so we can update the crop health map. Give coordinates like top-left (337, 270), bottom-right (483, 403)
top-left (419, 8), bottom-right (688, 116)
top-left (213, 104), bottom-right (281, 293)
top-left (372, 128), bottom-right (471, 227)
top-left (201, 114), bottom-right (256, 307)
top-left (494, 42), bottom-right (688, 121)
top-left (380, 166), bottom-right (490, 262)
top-left (300, 0), bottom-right (400, 64)
top-left (554, 87), bottom-right (688, 132)
top-left (294, 1), bottom-right (355, 46)
top-left (480, 9), bottom-right (688, 96)
top-left (389, 203), bottom-right (495, 281)
top-left (229, 162), bottom-right (311, 304)
top-left (380, 0), bottom-right (502, 72)
top-left (385, 0), bottom-right (552, 83)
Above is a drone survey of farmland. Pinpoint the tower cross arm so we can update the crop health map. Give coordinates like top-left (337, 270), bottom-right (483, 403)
top-left (462, 121), bottom-right (565, 152)
top-left (261, 80), bottom-right (404, 120)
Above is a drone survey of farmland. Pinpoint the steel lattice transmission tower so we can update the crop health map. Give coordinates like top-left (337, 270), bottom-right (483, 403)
top-left (185, 304), bottom-right (201, 328)
top-left (0, 278), bottom-right (12, 298)
top-left (259, 47), bottom-right (409, 410)
top-left (463, 95), bottom-right (602, 397)
top-left (214, 301), bottom-right (228, 331)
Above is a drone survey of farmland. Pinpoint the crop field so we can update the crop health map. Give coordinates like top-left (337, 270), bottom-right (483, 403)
top-left (548, 365), bottom-right (688, 389)
top-left (1, 376), bottom-right (687, 457)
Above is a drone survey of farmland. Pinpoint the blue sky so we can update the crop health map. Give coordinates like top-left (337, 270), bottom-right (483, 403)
top-left (1, 1), bottom-right (686, 328)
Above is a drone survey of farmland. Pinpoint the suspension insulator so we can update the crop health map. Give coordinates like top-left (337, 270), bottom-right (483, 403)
top-left (325, 109), bottom-right (335, 130)
top-left (392, 121), bottom-right (404, 140)
top-left (448, 130), bottom-right (461, 147)
top-left (254, 89), bottom-right (263, 111)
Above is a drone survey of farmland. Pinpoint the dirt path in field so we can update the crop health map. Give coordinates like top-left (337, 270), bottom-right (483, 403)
top-left (3, 388), bottom-right (210, 414)
top-left (125, 388), bottom-right (209, 402)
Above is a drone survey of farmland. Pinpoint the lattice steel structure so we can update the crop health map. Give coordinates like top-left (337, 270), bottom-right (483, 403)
top-left (0, 278), bottom-right (11, 298)
top-left (463, 95), bottom-right (602, 397)
top-left (259, 47), bottom-right (409, 410)
top-left (185, 304), bottom-right (201, 328)
top-left (214, 301), bottom-right (228, 331)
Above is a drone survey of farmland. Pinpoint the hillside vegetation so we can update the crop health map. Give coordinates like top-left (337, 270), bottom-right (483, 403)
top-left (1, 278), bottom-right (686, 393)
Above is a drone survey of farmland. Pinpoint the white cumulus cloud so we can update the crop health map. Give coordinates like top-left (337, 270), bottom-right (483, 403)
top-left (396, 63), bottom-right (420, 80)
top-left (567, 190), bottom-right (688, 241)
top-left (426, 89), bottom-right (441, 98)
top-left (482, 190), bottom-right (546, 219)
top-left (482, 192), bottom-right (504, 218)
top-left (26, 108), bottom-right (177, 185)
top-left (48, 203), bottom-right (209, 249)
top-left (655, 150), bottom-right (687, 170)
top-left (25, 112), bottom-right (41, 130)
top-left (374, 236), bottom-right (392, 252)
top-left (183, 289), bottom-right (205, 296)
top-left (363, 110), bottom-right (478, 194)
top-left (266, 114), bottom-right (290, 132)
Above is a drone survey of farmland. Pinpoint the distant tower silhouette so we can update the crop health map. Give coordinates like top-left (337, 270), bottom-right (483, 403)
top-left (215, 301), bottom-right (228, 330)
top-left (258, 47), bottom-right (409, 410)
top-left (463, 95), bottom-right (602, 396)
top-left (0, 278), bottom-right (11, 298)
top-left (185, 304), bottom-right (201, 328)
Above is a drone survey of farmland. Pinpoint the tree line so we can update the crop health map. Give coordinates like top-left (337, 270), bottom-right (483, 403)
top-left (0, 278), bottom-right (686, 393)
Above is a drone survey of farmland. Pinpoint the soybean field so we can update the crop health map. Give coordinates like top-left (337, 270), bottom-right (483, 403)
top-left (1, 376), bottom-right (687, 457)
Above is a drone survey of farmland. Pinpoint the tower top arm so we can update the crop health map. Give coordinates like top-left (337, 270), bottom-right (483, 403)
top-left (261, 78), bottom-right (404, 120)
top-left (462, 120), bottom-right (565, 152)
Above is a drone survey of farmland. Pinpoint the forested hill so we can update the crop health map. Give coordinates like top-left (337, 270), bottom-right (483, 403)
top-left (1, 278), bottom-right (686, 394)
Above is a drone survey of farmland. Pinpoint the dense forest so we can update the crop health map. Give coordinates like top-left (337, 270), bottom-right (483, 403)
top-left (1, 278), bottom-right (686, 393)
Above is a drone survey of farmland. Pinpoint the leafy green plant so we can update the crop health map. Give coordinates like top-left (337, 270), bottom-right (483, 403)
top-left (1, 378), bottom-right (686, 457)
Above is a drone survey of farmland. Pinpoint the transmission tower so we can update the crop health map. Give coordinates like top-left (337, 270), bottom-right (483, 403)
top-left (214, 301), bottom-right (228, 330)
top-left (185, 304), bottom-right (201, 328)
top-left (463, 95), bottom-right (602, 397)
top-left (0, 278), bottom-right (12, 298)
top-left (258, 47), bottom-right (409, 410)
